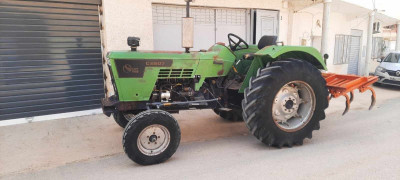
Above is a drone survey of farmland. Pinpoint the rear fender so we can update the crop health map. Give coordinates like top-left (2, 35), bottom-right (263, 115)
top-left (238, 46), bottom-right (327, 93)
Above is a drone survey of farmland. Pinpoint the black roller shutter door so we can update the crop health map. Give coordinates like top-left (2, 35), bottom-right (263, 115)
top-left (0, 0), bottom-right (103, 120)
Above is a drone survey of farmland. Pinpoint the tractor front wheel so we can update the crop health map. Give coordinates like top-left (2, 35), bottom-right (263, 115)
top-left (123, 110), bottom-right (181, 165)
top-left (242, 59), bottom-right (329, 147)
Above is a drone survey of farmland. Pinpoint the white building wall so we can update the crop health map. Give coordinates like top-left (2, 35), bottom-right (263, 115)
top-left (102, 0), bottom-right (383, 74)
top-left (102, 0), bottom-right (154, 52)
top-left (102, 0), bottom-right (288, 52)
top-left (290, 4), bottom-right (369, 74)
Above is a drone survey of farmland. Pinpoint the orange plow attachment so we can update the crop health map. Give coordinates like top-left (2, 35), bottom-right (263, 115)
top-left (322, 73), bottom-right (378, 115)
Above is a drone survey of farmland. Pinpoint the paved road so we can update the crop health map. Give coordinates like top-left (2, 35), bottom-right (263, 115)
top-left (3, 93), bottom-right (400, 179)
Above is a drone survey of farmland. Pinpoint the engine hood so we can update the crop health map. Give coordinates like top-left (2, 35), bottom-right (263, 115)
top-left (379, 62), bottom-right (400, 71)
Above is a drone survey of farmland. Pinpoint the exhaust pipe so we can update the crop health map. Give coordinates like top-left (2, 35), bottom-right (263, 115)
top-left (182, 0), bottom-right (194, 53)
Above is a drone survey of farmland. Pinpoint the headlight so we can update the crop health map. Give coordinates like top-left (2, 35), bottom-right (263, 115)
top-left (376, 67), bottom-right (386, 73)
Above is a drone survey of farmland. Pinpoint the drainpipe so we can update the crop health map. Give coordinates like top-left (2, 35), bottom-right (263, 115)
top-left (320, 0), bottom-right (331, 64)
top-left (396, 22), bottom-right (400, 51)
top-left (365, 10), bottom-right (376, 76)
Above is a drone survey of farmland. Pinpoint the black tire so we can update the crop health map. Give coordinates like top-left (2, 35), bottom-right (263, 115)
top-left (242, 59), bottom-right (329, 147)
top-left (213, 108), bottom-right (243, 121)
top-left (123, 110), bottom-right (181, 165)
top-left (113, 111), bottom-right (134, 128)
top-left (373, 82), bottom-right (381, 86)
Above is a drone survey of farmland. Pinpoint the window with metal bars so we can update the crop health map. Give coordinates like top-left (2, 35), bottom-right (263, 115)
top-left (372, 37), bottom-right (384, 59)
top-left (333, 35), bottom-right (351, 65)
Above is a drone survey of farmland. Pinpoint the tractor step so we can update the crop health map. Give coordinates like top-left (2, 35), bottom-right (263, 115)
top-left (218, 108), bottom-right (232, 112)
top-left (322, 73), bottom-right (378, 115)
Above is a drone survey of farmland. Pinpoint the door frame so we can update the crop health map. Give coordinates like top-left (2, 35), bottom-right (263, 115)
top-left (350, 29), bottom-right (363, 75)
top-left (250, 9), bottom-right (280, 44)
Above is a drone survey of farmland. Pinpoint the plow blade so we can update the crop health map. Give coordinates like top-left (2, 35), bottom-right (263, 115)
top-left (322, 73), bottom-right (378, 115)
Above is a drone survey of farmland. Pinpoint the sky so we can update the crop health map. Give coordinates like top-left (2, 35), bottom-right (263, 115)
top-left (343, 0), bottom-right (400, 19)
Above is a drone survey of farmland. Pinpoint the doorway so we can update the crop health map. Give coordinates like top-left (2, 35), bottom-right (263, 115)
top-left (252, 9), bottom-right (279, 44)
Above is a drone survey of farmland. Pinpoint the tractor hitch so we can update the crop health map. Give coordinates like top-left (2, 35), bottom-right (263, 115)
top-left (322, 73), bottom-right (378, 115)
top-left (101, 95), bottom-right (148, 116)
top-left (101, 96), bottom-right (119, 117)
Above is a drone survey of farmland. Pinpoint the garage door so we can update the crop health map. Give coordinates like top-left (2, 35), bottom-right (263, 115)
top-left (0, 0), bottom-right (103, 120)
top-left (215, 9), bottom-right (247, 45)
top-left (152, 4), bottom-right (247, 51)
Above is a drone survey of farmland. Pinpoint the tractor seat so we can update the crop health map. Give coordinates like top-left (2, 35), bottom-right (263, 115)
top-left (257, 35), bottom-right (278, 49)
top-left (243, 35), bottom-right (278, 60)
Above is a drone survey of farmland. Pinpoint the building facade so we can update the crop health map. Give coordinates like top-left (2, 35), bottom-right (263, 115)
top-left (0, 0), bottom-right (398, 123)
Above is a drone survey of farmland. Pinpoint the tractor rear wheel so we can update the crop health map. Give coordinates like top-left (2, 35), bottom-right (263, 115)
top-left (113, 111), bottom-right (135, 128)
top-left (213, 108), bottom-right (243, 122)
top-left (242, 59), bottom-right (329, 147)
top-left (123, 110), bottom-right (181, 165)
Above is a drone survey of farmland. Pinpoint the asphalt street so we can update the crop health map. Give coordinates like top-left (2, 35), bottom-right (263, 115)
top-left (2, 87), bottom-right (400, 180)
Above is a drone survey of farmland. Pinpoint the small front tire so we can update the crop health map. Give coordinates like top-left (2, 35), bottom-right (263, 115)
top-left (123, 110), bottom-right (181, 165)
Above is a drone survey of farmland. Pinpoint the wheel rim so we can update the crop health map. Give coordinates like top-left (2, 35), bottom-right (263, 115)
top-left (272, 81), bottom-right (316, 132)
top-left (137, 124), bottom-right (170, 156)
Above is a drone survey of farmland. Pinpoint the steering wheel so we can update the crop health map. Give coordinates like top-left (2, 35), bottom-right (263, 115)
top-left (228, 33), bottom-right (249, 51)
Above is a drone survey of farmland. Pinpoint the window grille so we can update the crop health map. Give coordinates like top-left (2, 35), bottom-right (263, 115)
top-left (333, 35), bottom-right (351, 65)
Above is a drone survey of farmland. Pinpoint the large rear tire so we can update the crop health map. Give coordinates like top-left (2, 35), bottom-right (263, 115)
top-left (123, 110), bottom-right (181, 165)
top-left (242, 59), bottom-right (329, 147)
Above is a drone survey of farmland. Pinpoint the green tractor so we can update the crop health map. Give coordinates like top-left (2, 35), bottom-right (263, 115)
top-left (102, 33), bottom-right (331, 165)
top-left (101, 1), bottom-right (377, 165)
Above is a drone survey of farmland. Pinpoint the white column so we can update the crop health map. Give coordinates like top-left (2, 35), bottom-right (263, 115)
top-left (396, 22), bottom-right (400, 51)
top-left (320, 0), bottom-right (332, 59)
top-left (365, 10), bottom-right (375, 76)
top-left (287, 8), bottom-right (294, 45)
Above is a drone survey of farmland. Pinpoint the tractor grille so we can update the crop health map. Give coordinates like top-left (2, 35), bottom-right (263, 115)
top-left (158, 69), bottom-right (193, 78)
